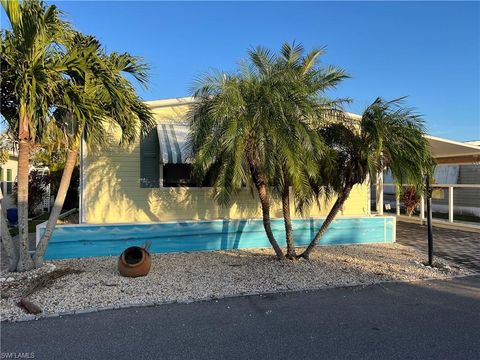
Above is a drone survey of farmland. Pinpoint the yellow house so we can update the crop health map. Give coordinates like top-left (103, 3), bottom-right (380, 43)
top-left (41, 97), bottom-right (393, 260)
top-left (80, 97), bottom-right (370, 224)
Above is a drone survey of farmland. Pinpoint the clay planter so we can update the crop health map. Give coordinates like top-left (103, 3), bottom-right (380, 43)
top-left (118, 246), bottom-right (151, 277)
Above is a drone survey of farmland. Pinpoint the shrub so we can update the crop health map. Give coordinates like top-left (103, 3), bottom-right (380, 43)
top-left (401, 186), bottom-right (421, 216)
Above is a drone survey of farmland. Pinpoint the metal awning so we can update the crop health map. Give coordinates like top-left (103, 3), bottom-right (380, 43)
top-left (156, 123), bottom-right (191, 164)
top-left (425, 135), bottom-right (480, 164)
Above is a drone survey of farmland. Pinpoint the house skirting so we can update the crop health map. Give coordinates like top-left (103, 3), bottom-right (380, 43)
top-left (38, 216), bottom-right (396, 260)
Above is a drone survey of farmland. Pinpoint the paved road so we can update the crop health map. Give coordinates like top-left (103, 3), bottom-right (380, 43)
top-left (2, 276), bottom-right (479, 360)
top-left (396, 221), bottom-right (480, 271)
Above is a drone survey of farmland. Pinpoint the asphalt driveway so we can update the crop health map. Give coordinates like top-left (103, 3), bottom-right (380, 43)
top-left (2, 275), bottom-right (479, 360)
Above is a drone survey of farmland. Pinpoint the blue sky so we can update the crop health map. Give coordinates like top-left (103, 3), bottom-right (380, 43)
top-left (2, 1), bottom-right (479, 141)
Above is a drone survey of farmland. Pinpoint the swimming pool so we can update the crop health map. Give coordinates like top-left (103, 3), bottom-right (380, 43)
top-left (37, 216), bottom-right (396, 260)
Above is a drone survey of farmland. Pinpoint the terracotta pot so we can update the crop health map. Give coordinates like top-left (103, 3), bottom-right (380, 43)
top-left (118, 246), bottom-right (151, 277)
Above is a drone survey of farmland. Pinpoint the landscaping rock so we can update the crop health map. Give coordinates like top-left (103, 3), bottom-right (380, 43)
top-left (0, 243), bottom-right (472, 322)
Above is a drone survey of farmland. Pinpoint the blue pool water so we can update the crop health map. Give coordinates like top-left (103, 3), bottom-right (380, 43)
top-left (40, 216), bottom-right (395, 260)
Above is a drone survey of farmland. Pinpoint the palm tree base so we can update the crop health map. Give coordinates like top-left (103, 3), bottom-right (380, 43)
top-left (285, 253), bottom-right (296, 260)
top-left (16, 256), bottom-right (34, 272)
top-left (297, 252), bottom-right (311, 260)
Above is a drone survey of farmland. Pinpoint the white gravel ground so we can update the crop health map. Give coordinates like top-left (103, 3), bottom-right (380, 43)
top-left (0, 243), bottom-right (472, 322)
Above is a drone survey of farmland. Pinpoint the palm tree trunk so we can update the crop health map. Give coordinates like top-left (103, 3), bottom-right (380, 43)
top-left (249, 164), bottom-right (285, 260)
top-left (257, 183), bottom-right (286, 260)
top-left (33, 148), bottom-right (78, 268)
top-left (1, 188), bottom-right (19, 271)
top-left (281, 181), bottom-right (296, 259)
top-left (16, 139), bottom-right (34, 271)
top-left (300, 185), bottom-right (352, 260)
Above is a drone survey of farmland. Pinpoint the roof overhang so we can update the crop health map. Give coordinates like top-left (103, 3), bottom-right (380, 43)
top-left (426, 135), bottom-right (480, 164)
top-left (144, 97), bottom-right (195, 109)
top-left (144, 98), bottom-right (480, 165)
top-left (144, 97), bottom-right (363, 122)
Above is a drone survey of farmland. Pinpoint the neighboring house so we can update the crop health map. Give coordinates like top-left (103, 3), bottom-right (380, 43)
top-left (0, 149), bottom-right (18, 210)
top-left (80, 97), bottom-right (370, 224)
top-left (0, 148), bottom-right (51, 215)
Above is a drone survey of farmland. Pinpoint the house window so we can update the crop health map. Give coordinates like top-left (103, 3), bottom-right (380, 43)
top-left (162, 164), bottom-right (195, 187)
top-left (141, 122), bottom-right (214, 188)
top-left (161, 164), bottom-right (213, 188)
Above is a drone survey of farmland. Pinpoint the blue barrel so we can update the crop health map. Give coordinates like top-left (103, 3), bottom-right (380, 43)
top-left (6, 208), bottom-right (18, 226)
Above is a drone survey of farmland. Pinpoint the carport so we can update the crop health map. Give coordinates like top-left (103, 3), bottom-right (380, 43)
top-left (374, 135), bottom-right (480, 230)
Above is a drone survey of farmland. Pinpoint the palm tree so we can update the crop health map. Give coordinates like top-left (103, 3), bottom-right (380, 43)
top-left (188, 71), bottom-right (285, 259)
top-left (299, 97), bottom-right (434, 259)
top-left (269, 43), bottom-right (349, 258)
top-left (188, 43), bottom-right (348, 260)
top-left (1, 0), bottom-right (79, 271)
top-left (33, 34), bottom-right (154, 268)
top-left (188, 43), bottom-right (349, 260)
top-left (187, 49), bottom-right (287, 260)
top-left (1, 0), bottom-right (154, 270)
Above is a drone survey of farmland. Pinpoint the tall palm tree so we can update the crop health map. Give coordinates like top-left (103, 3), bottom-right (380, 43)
top-left (299, 97), bottom-right (434, 259)
top-left (188, 43), bottom-right (347, 260)
top-left (188, 71), bottom-right (284, 259)
top-left (1, 0), bottom-right (79, 271)
top-left (269, 43), bottom-right (349, 258)
top-left (33, 34), bottom-right (154, 268)
top-left (1, 0), bottom-right (154, 270)
top-left (188, 43), bottom-right (349, 260)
